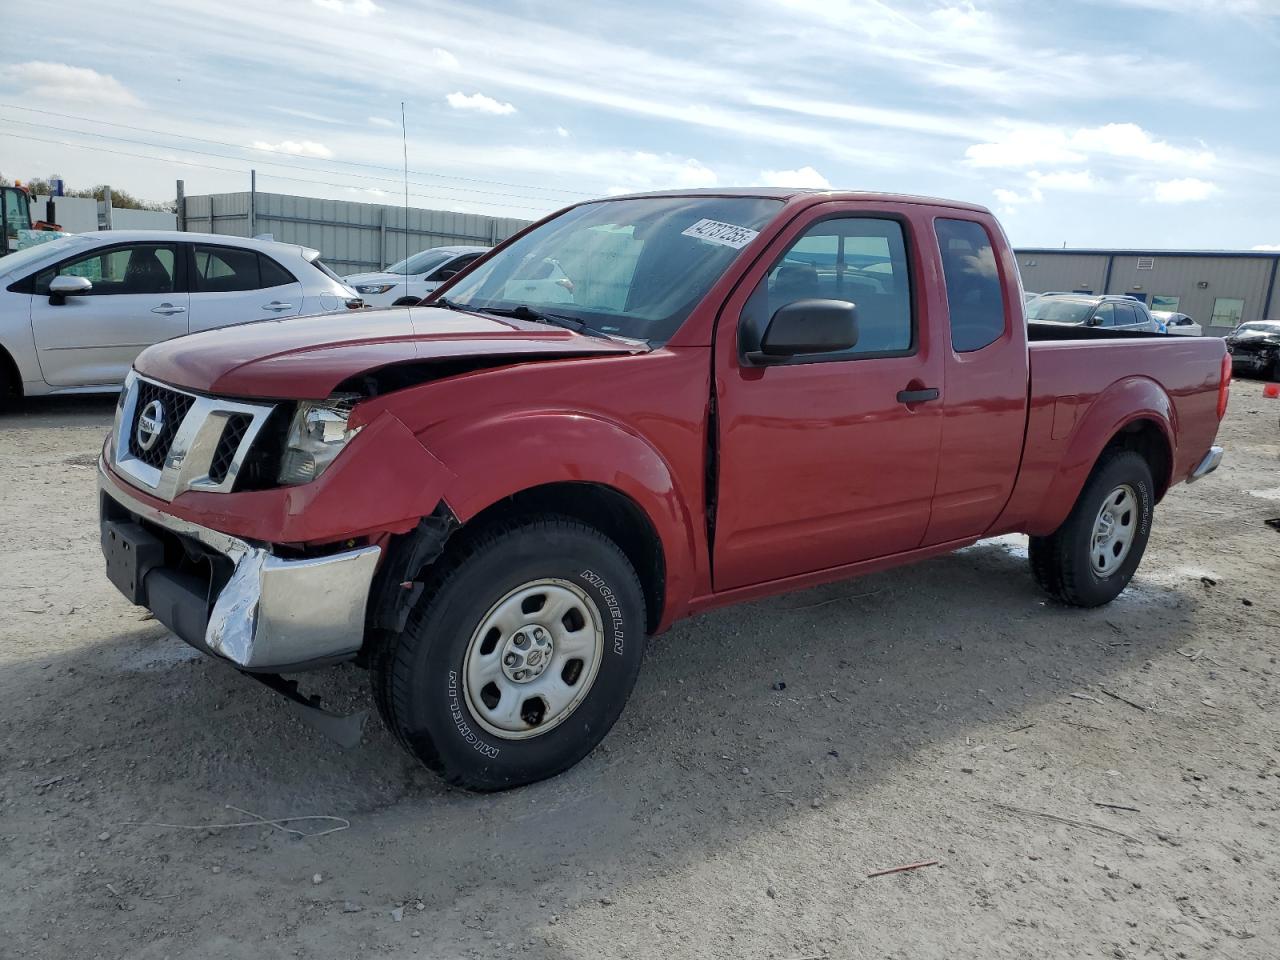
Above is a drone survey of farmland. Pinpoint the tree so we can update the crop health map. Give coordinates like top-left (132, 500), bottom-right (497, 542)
top-left (0, 173), bottom-right (175, 212)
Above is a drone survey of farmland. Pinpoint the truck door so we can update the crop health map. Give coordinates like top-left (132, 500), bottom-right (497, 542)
top-left (712, 206), bottom-right (945, 591)
top-left (29, 241), bottom-right (188, 387)
top-left (921, 216), bottom-right (1027, 545)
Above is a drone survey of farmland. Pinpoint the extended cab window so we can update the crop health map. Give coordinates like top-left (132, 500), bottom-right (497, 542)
top-left (443, 196), bottom-right (782, 345)
top-left (936, 218), bottom-right (1006, 352)
top-left (745, 217), bottom-right (912, 359)
top-left (34, 244), bottom-right (178, 296)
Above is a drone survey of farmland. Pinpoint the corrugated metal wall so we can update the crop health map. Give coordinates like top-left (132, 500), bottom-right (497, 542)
top-left (1016, 249), bottom-right (1280, 333)
top-left (181, 191), bottom-right (532, 275)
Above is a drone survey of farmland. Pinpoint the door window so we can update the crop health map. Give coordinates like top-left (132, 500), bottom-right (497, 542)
top-left (34, 244), bottom-right (178, 295)
top-left (194, 245), bottom-right (261, 292)
top-left (1112, 302), bottom-right (1137, 326)
top-left (1211, 298), bottom-right (1245, 327)
top-left (745, 217), bottom-right (912, 359)
top-left (935, 218), bottom-right (1006, 352)
top-left (429, 253), bottom-right (482, 281)
top-left (1092, 303), bottom-right (1116, 326)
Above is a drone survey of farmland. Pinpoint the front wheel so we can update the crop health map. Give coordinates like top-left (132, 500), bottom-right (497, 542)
top-left (1029, 449), bottom-right (1155, 607)
top-left (371, 516), bottom-right (646, 790)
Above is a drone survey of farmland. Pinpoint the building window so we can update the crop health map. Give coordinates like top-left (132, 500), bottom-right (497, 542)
top-left (1152, 294), bottom-right (1180, 312)
top-left (1211, 298), bottom-right (1245, 328)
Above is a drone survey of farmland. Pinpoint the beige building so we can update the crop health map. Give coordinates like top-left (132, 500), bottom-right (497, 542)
top-left (1016, 248), bottom-right (1280, 335)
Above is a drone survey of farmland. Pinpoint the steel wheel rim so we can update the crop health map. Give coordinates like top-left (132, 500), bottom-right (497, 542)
top-left (1091, 483), bottom-right (1138, 577)
top-left (462, 578), bottom-right (604, 741)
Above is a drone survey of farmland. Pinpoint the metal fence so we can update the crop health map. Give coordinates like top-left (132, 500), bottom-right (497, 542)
top-left (179, 189), bottom-right (532, 276)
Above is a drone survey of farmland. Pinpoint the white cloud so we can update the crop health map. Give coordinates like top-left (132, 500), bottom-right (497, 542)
top-left (1151, 178), bottom-right (1219, 203)
top-left (1, 61), bottom-right (140, 107)
top-left (249, 139), bottom-right (334, 158)
top-left (1251, 244), bottom-right (1280, 252)
top-left (992, 186), bottom-right (1043, 212)
top-left (312, 0), bottom-right (380, 14)
top-left (759, 166), bottom-right (832, 189)
top-left (966, 122), bottom-right (1214, 173)
top-left (445, 91), bottom-right (516, 115)
top-left (1028, 169), bottom-right (1099, 192)
top-left (367, 116), bottom-right (397, 128)
top-left (555, 126), bottom-right (570, 138)
top-left (427, 47), bottom-right (459, 68)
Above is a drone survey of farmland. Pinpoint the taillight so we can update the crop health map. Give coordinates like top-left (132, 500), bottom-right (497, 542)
top-left (1217, 352), bottom-right (1231, 419)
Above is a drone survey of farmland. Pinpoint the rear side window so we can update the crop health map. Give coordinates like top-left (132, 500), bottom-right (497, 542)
top-left (936, 218), bottom-right (1006, 352)
top-left (259, 255), bottom-right (296, 288)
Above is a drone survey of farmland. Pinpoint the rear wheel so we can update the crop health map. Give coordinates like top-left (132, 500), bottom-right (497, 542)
top-left (371, 516), bottom-right (646, 790)
top-left (1029, 449), bottom-right (1154, 607)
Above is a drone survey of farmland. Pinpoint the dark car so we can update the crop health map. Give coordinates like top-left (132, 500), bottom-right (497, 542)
top-left (1026, 294), bottom-right (1163, 333)
top-left (1225, 320), bottom-right (1280, 379)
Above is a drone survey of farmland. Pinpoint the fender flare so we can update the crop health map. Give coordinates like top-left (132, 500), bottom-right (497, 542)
top-left (426, 409), bottom-right (700, 622)
top-left (1033, 376), bottom-right (1175, 535)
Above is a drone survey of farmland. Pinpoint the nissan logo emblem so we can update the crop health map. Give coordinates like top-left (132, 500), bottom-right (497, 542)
top-left (136, 399), bottom-right (165, 451)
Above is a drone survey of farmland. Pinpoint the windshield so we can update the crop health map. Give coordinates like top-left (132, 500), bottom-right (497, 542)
top-left (386, 250), bottom-right (453, 276)
top-left (1236, 321), bottom-right (1280, 335)
top-left (1027, 298), bottom-right (1095, 324)
top-left (444, 195), bottom-right (783, 344)
top-left (0, 233), bottom-right (92, 277)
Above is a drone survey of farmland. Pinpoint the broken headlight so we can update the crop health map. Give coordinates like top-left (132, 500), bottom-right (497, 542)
top-left (277, 396), bottom-right (362, 485)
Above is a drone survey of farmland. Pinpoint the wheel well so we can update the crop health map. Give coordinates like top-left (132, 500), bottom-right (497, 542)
top-left (0, 345), bottom-right (22, 400)
top-left (460, 483), bottom-right (667, 633)
top-left (1107, 418), bottom-right (1172, 499)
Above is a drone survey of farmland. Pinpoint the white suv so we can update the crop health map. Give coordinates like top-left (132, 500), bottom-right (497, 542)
top-left (0, 231), bottom-right (358, 398)
top-left (344, 245), bottom-right (488, 307)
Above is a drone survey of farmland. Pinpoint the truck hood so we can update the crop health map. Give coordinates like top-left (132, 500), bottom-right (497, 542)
top-left (135, 306), bottom-right (645, 400)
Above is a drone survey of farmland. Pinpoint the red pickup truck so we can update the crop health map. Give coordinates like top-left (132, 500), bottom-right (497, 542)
top-left (98, 189), bottom-right (1229, 789)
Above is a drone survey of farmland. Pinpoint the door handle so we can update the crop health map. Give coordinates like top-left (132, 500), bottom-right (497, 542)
top-left (262, 301), bottom-right (294, 311)
top-left (151, 303), bottom-right (186, 315)
top-left (896, 387), bottom-right (940, 404)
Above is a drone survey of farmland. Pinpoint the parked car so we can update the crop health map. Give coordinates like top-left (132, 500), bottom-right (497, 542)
top-left (1026, 293), bottom-right (1163, 332)
top-left (344, 245), bottom-right (488, 307)
top-left (97, 188), bottom-right (1228, 790)
top-left (0, 231), bottom-right (358, 399)
top-left (1225, 319), bottom-right (1280, 379)
top-left (1152, 311), bottom-right (1202, 336)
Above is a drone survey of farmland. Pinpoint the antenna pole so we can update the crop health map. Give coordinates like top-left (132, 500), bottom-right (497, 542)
top-left (401, 101), bottom-right (410, 301)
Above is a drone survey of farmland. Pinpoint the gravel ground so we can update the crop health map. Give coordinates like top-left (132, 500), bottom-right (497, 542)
top-left (1, 381), bottom-right (1277, 960)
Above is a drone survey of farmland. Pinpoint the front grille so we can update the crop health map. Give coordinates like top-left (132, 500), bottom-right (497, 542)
top-left (208, 414), bottom-right (252, 484)
top-left (127, 381), bottom-right (195, 468)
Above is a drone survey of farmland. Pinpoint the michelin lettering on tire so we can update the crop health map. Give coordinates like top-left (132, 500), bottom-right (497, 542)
top-left (579, 568), bottom-right (625, 655)
top-left (448, 669), bottom-right (500, 758)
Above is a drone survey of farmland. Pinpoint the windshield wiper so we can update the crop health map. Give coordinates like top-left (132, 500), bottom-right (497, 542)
top-left (478, 304), bottom-right (589, 334)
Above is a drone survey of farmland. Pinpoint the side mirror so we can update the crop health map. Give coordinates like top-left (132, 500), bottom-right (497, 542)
top-left (49, 275), bottom-right (93, 304)
top-left (750, 299), bottom-right (859, 362)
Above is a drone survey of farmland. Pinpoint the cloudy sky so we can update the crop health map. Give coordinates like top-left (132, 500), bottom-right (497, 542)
top-left (1, 0), bottom-right (1277, 248)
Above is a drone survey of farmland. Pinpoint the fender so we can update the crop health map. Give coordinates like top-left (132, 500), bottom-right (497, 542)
top-left (423, 409), bottom-right (700, 626)
top-left (1029, 376), bottom-right (1175, 536)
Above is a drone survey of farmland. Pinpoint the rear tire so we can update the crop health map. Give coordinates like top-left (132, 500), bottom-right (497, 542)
top-left (370, 516), bottom-right (646, 790)
top-left (1029, 448), bottom-right (1154, 607)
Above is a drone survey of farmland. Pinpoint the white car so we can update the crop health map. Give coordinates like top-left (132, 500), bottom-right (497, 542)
top-left (0, 230), bottom-right (358, 398)
top-left (1152, 311), bottom-right (1202, 336)
top-left (344, 245), bottom-right (488, 307)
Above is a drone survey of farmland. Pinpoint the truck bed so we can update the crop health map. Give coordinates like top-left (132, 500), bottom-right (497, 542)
top-left (998, 327), bottom-right (1227, 536)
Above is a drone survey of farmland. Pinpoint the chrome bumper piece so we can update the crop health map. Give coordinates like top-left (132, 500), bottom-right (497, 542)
top-left (99, 459), bottom-right (380, 671)
top-left (1187, 445), bottom-right (1224, 483)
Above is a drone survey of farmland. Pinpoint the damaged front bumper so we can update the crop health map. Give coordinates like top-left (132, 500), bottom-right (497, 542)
top-left (98, 458), bottom-right (380, 672)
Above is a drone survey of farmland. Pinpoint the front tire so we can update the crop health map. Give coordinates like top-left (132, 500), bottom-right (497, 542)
top-left (1029, 449), bottom-right (1155, 607)
top-left (371, 516), bottom-right (646, 790)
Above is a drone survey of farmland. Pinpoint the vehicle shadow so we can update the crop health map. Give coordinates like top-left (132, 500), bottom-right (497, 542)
top-left (3, 538), bottom-right (1204, 957)
top-left (0, 394), bottom-right (118, 432)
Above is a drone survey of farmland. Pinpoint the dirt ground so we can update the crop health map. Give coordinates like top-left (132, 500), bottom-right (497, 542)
top-left (1, 381), bottom-right (1277, 960)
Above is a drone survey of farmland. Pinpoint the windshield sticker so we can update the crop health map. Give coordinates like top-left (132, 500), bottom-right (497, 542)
top-left (681, 219), bottom-right (759, 250)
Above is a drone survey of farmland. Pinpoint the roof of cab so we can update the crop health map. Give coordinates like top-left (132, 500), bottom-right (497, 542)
top-left (591, 186), bottom-right (991, 214)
